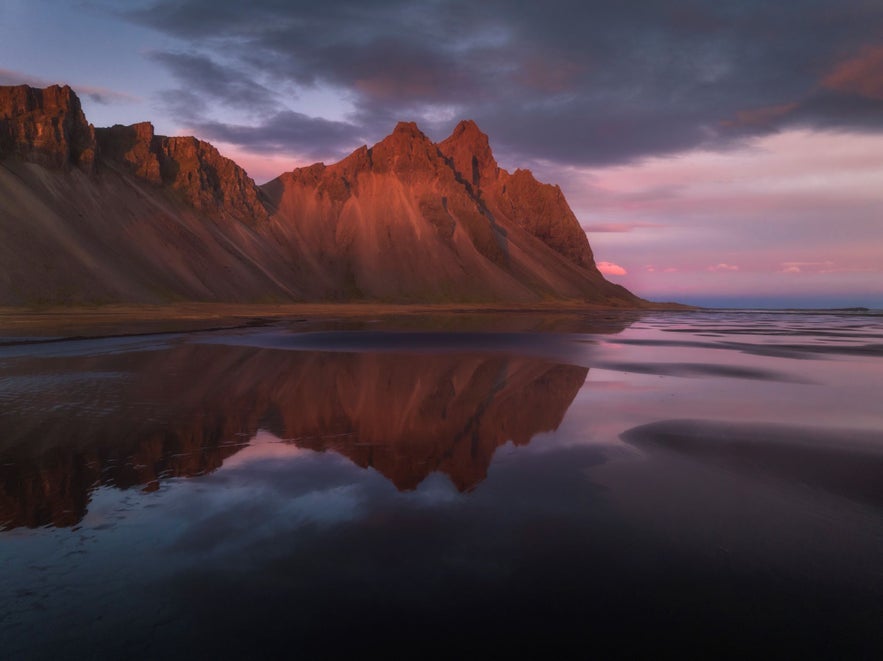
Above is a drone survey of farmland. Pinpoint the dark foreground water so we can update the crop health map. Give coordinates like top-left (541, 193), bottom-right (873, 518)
top-left (1, 311), bottom-right (882, 658)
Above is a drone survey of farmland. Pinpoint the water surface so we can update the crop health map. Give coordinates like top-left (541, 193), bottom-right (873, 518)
top-left (1, 311), bottom-right (881, 657)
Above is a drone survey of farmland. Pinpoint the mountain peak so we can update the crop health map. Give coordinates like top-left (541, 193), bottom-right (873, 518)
top-left (451, 119), bottom-right (487, 140)
top-left (382, 120), bottom-right (434, 148)
top-left (370, 120), bottom-right (438, 174)
top-left (1, 86), bottom-right (640, 306)
top-left (393, 120), bottom-right (423, 135)
top-left (438, 119), bottom-right (497, 190)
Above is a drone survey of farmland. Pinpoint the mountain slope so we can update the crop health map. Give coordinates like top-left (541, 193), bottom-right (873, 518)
top-left (262, 121), bottom-right (636, 303)
top-left (0, 84), bottom-right (641, 306)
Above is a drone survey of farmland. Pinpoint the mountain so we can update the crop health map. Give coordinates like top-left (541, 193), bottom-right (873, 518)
top-left (0, 84), bottom-right (641, 306)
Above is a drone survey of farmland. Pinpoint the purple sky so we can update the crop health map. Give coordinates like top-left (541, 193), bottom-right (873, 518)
top-left (1, 0), bottom-right (881, 307)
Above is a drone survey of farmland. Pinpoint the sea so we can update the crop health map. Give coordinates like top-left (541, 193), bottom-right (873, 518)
top-left (1, 310), bottom-right (881, 658)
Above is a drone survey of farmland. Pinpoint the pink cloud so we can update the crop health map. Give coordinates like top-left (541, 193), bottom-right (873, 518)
top-left (563, 130), bottom-right (883, 216)
top-left (597, 261), bottom-right (627, 276)
top-left (776, 261), bottom-right (877, 275)
top-left (547, 128), bottom-right (883, 303)
top-left (204, 141), bottom-right (308, 183)
top-left (722, 102), bottom-right (798, 128)
top-left (514, 54), bottom-right (586, 93)
top-left (708, 263), bottom-right (740, 272)
top-left (581, 222), bottom-right (663, 233)
top-left (780, 261), bottom-right (836, 274)
top-left (821, 45), bottom-right (883, 100)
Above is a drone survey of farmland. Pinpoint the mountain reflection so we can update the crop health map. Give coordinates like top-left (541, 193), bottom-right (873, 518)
top-left (0, 337), bottom-right (592, 530)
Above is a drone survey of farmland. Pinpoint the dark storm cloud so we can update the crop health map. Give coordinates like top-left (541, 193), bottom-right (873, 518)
top-left (191, 111), bottom-right (365, 160)
top-left (124, 0), bottom-right (883, 165)
top-left (148, 51), bottom-right (280, 114)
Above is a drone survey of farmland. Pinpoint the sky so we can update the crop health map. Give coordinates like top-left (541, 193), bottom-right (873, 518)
top-left (1, 0), bottom-right (881, 307)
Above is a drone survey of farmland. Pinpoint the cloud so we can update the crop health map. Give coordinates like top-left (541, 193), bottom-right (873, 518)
top-left (147, 51), bottom-right (280, 114)
top-left (780, 261), bottom-right (837, 274)
top-left (144, 49), bottom-right (366, 160)
top-left (720, 44), bottom-right (883, 136)
top-left (581, 222), bottom-right (662, 233)
top-left (119, 1), bottom-right (883, 165)
top-left (822, 45), bottom-right (883, 100)
top-left (597, 261), bottom-right (627, 276)
top-left (0, 67), bottom-right (139, 104)
top-left (708, 263), bottom-right (739, 271)
top-left (721, 102), bottom-right (799, 129)
top-left (187, 112), bottom-right (366, 162)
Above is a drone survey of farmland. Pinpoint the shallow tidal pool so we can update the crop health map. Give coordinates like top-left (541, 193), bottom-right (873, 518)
top-left (1, 310), bottom-right (882, 658)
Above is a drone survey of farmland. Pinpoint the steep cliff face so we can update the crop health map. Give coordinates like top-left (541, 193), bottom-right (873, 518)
top-left (264, 121), bottom-right (634, 303)
top-left (262, 122), bottom-right (524, 301)
top-left (96, 122), bottom-right (268, 225)
top-left (0, 85), bottom-right (267, 226)
top-left (438, 120), bottom-right (595, 270)
top-left (0, 84), bottom-right (96, 172)
top-left (95, 121), bottom-right (162, 184)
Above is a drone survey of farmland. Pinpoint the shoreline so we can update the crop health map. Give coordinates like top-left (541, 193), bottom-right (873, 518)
top-left (0, 301), bottom-right (690, 340)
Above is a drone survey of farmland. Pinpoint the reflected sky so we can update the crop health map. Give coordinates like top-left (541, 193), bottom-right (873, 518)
top-left (1, 311), bottom-right (882, 658)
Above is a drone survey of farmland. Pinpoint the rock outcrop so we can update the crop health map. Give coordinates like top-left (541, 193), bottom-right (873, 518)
top-left (95, 121), bottom-right (162, 184)
top-left (438, 120), bottom-right (595, 270)
top-left (96, 122), bottom-right (268, 225)
top-left (0, 83), bottom-right (642, 306)
top-left (0, 84), bottom-right (96, 172)
top-left (263, 121), bottom-right (635, 303)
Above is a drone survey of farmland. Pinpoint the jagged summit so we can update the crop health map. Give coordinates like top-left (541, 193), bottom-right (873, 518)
top-left (392, 120), bottom-right (423, 135)
top-left (262, 116), bottom-right (624, 301)
top-left (0, 83), bottom-right (641, 307)
top-left (446, 119), bottom-right (493, 155)
top-left (94, 122), bottom-right (268, 225)
top-left (368, 121), bottom-right (441, 175)
top-left (439, 119), bottom-right (499, 191)
top-left (436, 119), bottom-right (595, 270)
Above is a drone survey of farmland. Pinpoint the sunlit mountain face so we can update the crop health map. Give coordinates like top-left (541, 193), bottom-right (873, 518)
top-left (0, 86), bottom-right (641, 307)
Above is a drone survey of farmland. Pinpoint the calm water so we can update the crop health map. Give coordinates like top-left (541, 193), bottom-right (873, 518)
top-left (1, 311), bottom-right (882, 658)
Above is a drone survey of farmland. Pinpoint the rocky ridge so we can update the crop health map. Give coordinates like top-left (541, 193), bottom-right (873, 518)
top-left (0, 83), bottom-right (641, 306)
top-left (97, 121), bottom-right (269, 225)
top-left (438, 119), bottom-right (595, 270)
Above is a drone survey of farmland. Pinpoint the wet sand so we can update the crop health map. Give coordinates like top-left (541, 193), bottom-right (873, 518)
top-left (0, 301), bottom-right (687, 340)
top-left (622, 419), bottom-right (883, 507)
top-left (1, 309), bottom-right (881, 658)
